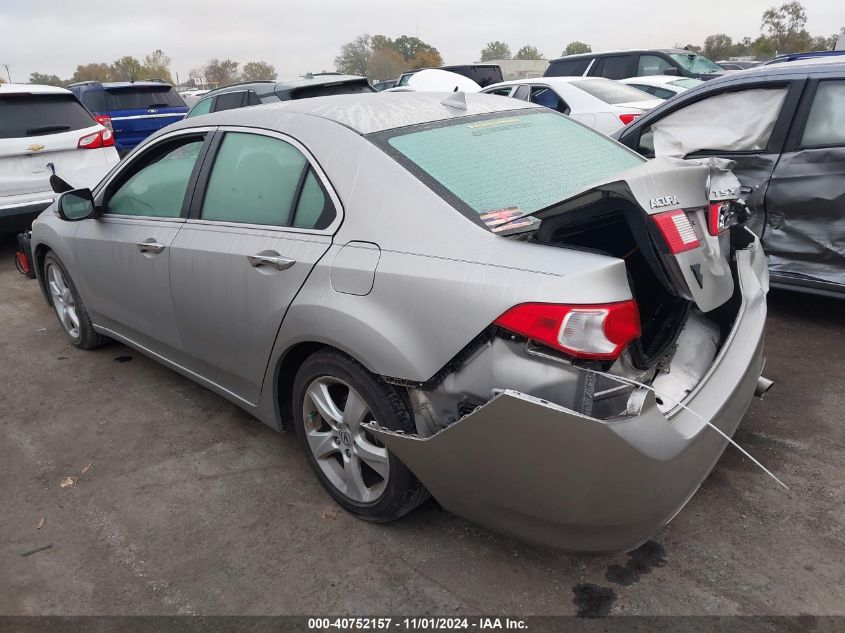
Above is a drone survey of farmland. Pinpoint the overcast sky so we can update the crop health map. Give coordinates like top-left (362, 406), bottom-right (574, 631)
top-left (1, 0), bottom-right (842, 83)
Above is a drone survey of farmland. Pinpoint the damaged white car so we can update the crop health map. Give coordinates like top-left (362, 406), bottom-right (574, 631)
top-left (29, 92), bottom-right (772, 552)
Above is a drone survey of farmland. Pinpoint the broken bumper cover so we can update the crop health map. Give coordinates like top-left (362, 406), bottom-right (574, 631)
top-left (370, 248), bottom-right (768, 553)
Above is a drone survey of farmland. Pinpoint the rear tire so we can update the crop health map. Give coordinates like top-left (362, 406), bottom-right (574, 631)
top-left (292, 349), bottom-right (429, 522)
top-left (43, 252), bottom-right (105, 350)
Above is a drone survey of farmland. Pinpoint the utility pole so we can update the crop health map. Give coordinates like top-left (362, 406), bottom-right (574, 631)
top-left (2, 64), bottom-right (11, 83)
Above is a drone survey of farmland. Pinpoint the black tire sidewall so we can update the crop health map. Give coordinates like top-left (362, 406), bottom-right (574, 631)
top-left (43, 252), bottom-right (101, 350)
top-left (292, 350), bottom-right (425, 522)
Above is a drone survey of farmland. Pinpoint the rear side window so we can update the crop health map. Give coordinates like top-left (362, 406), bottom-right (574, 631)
top-left (382, 112), bottom-right (643, 223)
top-left (530, 86), bottom-right (570, 114)
top-left (591, 55), bottom-right (632, 80)
top-left (104, 86), bottom-right (184, 110)
top-left (79, 90), bottom-right (108, 113)
top-left (0, 94), bottom-right (95, 138)
top-left (546, 58), bottom-right (591, 76)
top-left (201, 132), bottom-right (335, 230)
top-left (575, 79), bottom-right (654, 104)
top-left (801, 80), bottom-right (845, 147)
top-left (213, 91), bottom-right (245, 112)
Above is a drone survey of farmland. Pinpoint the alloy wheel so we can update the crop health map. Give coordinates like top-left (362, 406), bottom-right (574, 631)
top-left (302, 376), bottom-right (389, 503)
top-left (46, 263), bottom-right (80, 339)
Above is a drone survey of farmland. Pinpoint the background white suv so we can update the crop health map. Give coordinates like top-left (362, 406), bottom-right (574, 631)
top-left (0, 84), bottom-right (119, 234)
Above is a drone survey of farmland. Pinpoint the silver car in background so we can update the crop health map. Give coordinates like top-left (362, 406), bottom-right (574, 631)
top-left (30, 93), bottom-right (771, 552)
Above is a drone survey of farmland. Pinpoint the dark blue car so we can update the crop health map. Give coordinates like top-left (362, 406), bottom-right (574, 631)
top-left (68, 81), bottom-right (187, 153)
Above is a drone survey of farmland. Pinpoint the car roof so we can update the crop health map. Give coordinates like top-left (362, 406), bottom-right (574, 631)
top-left (620, 75), bottom-right (690, 86)
top-left (0, 83), bottom-right (72, 95)
top-left (487, 76), bottom-right (604, 86)
top-left (701, 56), bottom-right (845, 85)
top-left (548, 48), bottom-right (695, 62)
top-left (69, 80), bottom-right (173, 89)
top-left (174, 91), bottom-right (542, 135)
top-left (275, 74), bottom-right (369, 91)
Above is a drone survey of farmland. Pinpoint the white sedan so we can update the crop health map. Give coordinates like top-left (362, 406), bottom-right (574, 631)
top-left (481, 77), bottom-right (662, 135)
top-left (620, 76), bottom-right (703, 100)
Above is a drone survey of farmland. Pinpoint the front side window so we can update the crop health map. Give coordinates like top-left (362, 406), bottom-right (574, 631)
top-left (107, 137), bottom-right (205, 217)
top-left (801, 80), bottom-right (845, 147)
top-left (381, 111), bottom-right (643, 224)
top-left (201, 132), bottom-right (331, 228)
top-left (637, 55), bottom-right (674, 76)
top-left (668, 53), bottom-right (723, 74)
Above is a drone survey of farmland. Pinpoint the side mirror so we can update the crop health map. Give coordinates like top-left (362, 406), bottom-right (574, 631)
top-left (662, 67), bottom-right (680, 76)
top-left (56, 188), bottom-right (99, 222)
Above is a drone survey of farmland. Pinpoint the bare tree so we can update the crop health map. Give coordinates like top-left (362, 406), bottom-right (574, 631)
top-left (203, 59), bottom-right (240, 87)
top-left (242, 61), bottom-right (277, 81)
top-left (335, 35), bottom-right (372, 76)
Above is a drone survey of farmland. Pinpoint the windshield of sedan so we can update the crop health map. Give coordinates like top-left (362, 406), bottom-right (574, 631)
top-left (382, 111), bottom-right (644, 227)
top-left (574, 79), bottom-right (655, 104)
top-left (669, 53), bottom-right (723, 74)
top-left (671, 78), bottom-right (704, 89)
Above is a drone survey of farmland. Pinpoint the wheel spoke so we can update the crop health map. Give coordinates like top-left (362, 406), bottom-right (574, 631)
top-left (354, 435), bottom-right (389, 478)
top-left (307, 430), bottom-right (338, 459)
top-left (49, 280), bottom-right (62, 300)
top-left (342, 389), bottom-right (368, 431)
top-left (67, 307), bottom-right (80, 329)
top-left (306, 380), bottom-right (343, 428)
top-left (343, 455), bottom-right (370, 502)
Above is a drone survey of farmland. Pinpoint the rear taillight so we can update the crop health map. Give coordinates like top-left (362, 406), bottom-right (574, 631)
top-left (652, 209), bottom-right (700, 254)
top-left (707, 201), bottom-right (739, 236)
top-left (618, 113), bottom-right (641, 126)
top-left (78, 128), bottom-right (114, 149)
top-left (93, 114), bottom-right (113, 134)
top-left (493, 300), bottom-right (641, 361)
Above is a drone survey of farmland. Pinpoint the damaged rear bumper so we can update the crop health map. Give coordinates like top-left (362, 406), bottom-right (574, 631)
top-left (369, 247), bottom-right (768, 553)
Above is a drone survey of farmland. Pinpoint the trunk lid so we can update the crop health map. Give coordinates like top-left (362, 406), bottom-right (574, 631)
top-left (526, 156), bottom-right (742, 313)
top-left (0, 125), bottom-right (111, 198)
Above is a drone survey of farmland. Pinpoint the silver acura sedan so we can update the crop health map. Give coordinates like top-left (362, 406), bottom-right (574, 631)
top-left (30, 92), bottom-right (772, 553)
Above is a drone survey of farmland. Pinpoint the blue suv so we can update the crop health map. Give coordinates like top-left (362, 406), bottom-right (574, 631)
top-left (68, 81), bottom-right (187, 154)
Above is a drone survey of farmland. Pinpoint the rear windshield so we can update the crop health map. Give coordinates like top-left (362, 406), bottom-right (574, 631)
top-left (380, 111), bottom-right (643, 225)
top-left (104, 86), bottom-right (184, 110)
top-left (0, 94), bottom-right (95, 138)
top-left (287, 80), bottom-right (374, 100)
top-left (671, 78), bottom-right (704, 89)
top-left (574, 78), bottom-right (655, 104)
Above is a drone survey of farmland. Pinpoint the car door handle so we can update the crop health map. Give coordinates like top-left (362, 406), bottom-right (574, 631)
top-left (247, 253), bottom-right (295, 271)
top-left (137, 239), bottom-right (165, 254)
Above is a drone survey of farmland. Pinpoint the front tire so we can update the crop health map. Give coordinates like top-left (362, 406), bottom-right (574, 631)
top-left (43, 252), bottom-right (105, 350)
top-left (292, 349), bottom-right (428, 522)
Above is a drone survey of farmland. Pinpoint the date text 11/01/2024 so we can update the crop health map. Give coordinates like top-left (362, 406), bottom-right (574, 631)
top-left (307, 617), bottom-right (528, 630)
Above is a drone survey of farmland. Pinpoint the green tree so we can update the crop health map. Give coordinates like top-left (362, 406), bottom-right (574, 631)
top-left (203, 58), bottom-right (240, 87)
top-left (515, 45), bottom-right (543, 60)
top-left (71, 63), bottom-right (111, 83)
top-left (809, 33), bottom-right (837, 50)
top-left (394, 35), bottom-right (440, 63)
top-left (110, 56), bottom-right (145, 81)
top-left (142, 49), bottom-right (172, 83)
top-left (761, 1), bottom-right (812, 53)
top-left (563, 41), bottom-right (592, 56)
top-left (29, 72), bottom-right (64, 86)
top-left (480, 41), bottom-right (511, 61)
top-left (703, 34), bottom-right (734, 60)
top-left (370, 35), bottom-right (396, 52)
top-left (367, 47), bottom-right (405, 80)
top-left (242, 61), bottom-right (277, 81)
top-left (335, 34), bottom-right (373, 76)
